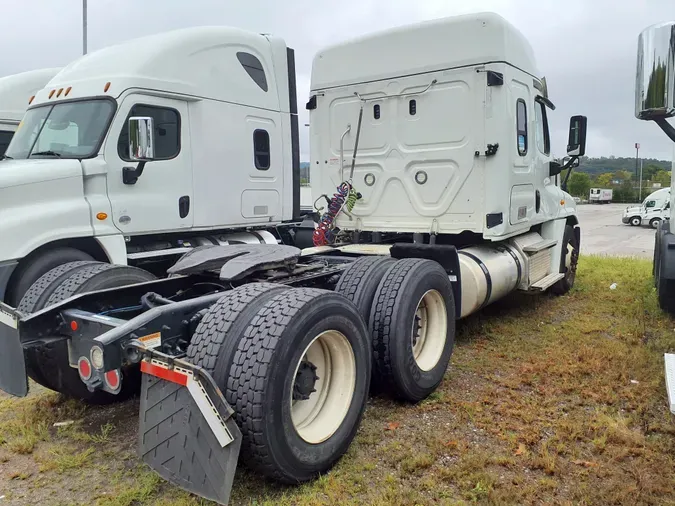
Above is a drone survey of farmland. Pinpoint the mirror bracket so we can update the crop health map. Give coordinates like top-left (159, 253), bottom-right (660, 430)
top-left (655, 118), bottom-right (675, 143)
top-left (123, 161), bottom-right (147, 185)
top-left (560, 155), bottom-right (580, 192)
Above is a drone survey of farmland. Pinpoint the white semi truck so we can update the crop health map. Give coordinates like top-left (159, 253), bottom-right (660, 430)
top-left (0, 31), bottom-right (306, 307)
top-left (635, 21), bottom-right (675, 415)
top-left (0, 13), bottom-right (586, 505)
top-left (0, 67), bottom-right (61, 156)
top-left (622, 187), bottom-right (671, 227)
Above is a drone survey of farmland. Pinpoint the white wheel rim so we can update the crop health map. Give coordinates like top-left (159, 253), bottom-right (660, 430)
top-left (411, 289), bottom-right (447, 371)
top-left (565, 243), bottom-right (573, 270)
top-left (290, 330), bottom-right (356, 444)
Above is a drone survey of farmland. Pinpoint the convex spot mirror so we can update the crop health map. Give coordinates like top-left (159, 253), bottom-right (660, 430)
top-left (635, 21), bottom-right (675, 120)
top-left (128, 116), bottom-right (155, 161)
top-left (566, 115), bottom-right (587, 157)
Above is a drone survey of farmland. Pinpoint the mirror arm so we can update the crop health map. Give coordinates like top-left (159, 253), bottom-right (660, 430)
top-left (655, 118), bottom-right (675, 143)
top-left (560, 155), bottom-right (579, 192)
top-left (123, 161), bottom-right (147, 185)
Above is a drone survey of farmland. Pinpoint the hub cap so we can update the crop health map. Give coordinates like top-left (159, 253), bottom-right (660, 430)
top-left (291, 330), bottom-right (356, 444)
top-left (411, 289), bottom-right (447, 371)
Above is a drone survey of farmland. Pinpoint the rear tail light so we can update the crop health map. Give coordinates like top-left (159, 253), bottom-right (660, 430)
top-left (104, 369), bottom-right (121, 392)
top-left (78, 357), bottom-right (92, 381)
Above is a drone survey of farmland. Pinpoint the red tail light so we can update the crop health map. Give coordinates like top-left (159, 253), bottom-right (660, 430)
top-left (104, 369), bottom-right (121, 391)
top-left (78, 357), bottom-right (92, 381)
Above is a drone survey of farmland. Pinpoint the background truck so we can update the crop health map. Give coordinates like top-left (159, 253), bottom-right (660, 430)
top-left (0, 13), bottom-right (587, 505)
top-left (634, 20), bottom-right (675, 416)
top-left (0, 30), bottom-right (310, 307)
top-left (589, 187), bottom-right (613, 203)
top-left (0, 67), bottom-right (60, 156)
top-left (622, 187), bottom-right (671, 227)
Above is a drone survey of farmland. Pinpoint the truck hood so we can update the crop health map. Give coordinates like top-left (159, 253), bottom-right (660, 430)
top-left (0, 159), bottom-right (83, 189)
top-left (623, 205), bottom-right (642, 215)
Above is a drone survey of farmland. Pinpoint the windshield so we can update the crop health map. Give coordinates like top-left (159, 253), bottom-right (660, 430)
top-left (5, 99), bottom-right (115, 160)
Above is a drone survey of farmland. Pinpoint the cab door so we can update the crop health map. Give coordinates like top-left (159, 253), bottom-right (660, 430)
top-left (104, 95), bottom-right (193, 234)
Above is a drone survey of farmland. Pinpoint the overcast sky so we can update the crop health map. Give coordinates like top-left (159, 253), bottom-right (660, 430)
top-left (1, 0), bottom-right (674, 162)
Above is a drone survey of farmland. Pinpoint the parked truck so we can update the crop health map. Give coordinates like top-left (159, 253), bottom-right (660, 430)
top-left (622, 187), bottom-right (671, 227)
top-left (0, 67), bottom-right (60, 156)
top-left (0, 33), bottom-right (308, 308)
top-left (634, 21), bottom-right (675, 415)
top-left (589, 187), bottom-right (613, 204)
top-left (0, 13), bottom-right (586, 505)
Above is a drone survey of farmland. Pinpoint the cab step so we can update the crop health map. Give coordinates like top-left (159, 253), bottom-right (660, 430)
top-left (530, 272), bottom-right (564, 291)
top-left (523, 239), bottom-right (558, 254)
top-left (665, 353), bottom-right (675, 415)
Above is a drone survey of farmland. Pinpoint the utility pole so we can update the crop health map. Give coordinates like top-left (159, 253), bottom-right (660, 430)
top-left (635, 142), bottom-right (640, 200)
top-left (82, 0), bottom-right (88, 55)
top-left (639, 157), bottom-right (643, 201)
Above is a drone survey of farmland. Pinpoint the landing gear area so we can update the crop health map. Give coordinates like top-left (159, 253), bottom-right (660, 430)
top-left (0, 234), bottom-right (577, 505)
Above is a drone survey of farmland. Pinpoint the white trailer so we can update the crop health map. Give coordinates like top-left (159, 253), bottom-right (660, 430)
top-left (0, 30), bottom-right (305, 306)
top-left (0, 68), bottom-right (60, 155)
top-left (0, 13), bottom-right (587, 505)
top-left (589, 188), bottom-right (613, 203)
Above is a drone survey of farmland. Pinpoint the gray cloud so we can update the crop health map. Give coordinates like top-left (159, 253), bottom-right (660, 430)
top-left (1, 0), bottom-right (673, 161)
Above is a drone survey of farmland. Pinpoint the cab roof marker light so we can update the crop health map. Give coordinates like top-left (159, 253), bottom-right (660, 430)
top-left (28, 95), bottom-right (35, 104)
top-left (48, 89), bottom-right (55, 98)
top-left (65, 86), bottom-right (72, 96)
top-left (104, 82), bottom-right (111, 92)
top-left (56, 88), bottom-right (64, 97)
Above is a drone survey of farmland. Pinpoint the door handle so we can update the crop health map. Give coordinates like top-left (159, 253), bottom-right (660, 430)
top-left (179, 196), bottom-right (190, 219)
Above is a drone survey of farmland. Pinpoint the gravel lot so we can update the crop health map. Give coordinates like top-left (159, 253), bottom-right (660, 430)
top-left (576, 203), bottom-right (657, 258)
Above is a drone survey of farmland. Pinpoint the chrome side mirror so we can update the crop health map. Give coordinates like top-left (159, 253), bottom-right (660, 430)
top-left (635, 22), bottom-right (675, 121)
top-left (128, 116), bottom-right (155, 161)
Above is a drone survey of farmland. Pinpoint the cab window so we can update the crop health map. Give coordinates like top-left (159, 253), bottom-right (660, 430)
top-left (645, 200), bottom-right (656, 208)
top-left (534, 101), bottom-right (550, 155)
top-left (516, 99), bottom-right (527, 156)
top-left (118, 105), bottom-right (180, 161)
top-left (0, 130), bottom-right (13, 156)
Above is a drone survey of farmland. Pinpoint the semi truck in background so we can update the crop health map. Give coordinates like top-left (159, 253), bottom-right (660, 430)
top-left (634, 21), bottom-right (675, 415)
top-left (0, 13), bottom-right (587, 505)
top-left (0, 31), bottom-right (308, 307)
top-left (589, 187), bottom-right (613, 204)
top-left (0, 67), bottom-right (61, 156)
top-left (622, 186), bottom-right (671, 227)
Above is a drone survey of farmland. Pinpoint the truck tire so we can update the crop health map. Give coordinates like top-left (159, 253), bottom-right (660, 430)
top-left (186, 282), bottom-right (290, 387)
top-left (550, 224), bottom-right (580, 296)
top-left (334, 256), bottom-right (396, 320)
top-left (650, 218), bottom-right (661, 229)
top-left (7, 247), bottom-right (95, 307)
top-left (18, 261), bottom-right (102, 390)
top-left (630, 216), bottom-right (641, 226)
top-left (370, 258), bottom-right (455, 402)
top-left (227, 288), bottom-right (371, 483)
top-left (19, 262), bottom-right (156, 403)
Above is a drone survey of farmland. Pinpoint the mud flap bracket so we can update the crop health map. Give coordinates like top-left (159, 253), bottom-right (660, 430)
top-left (138, 352), bottom-right (242, 506)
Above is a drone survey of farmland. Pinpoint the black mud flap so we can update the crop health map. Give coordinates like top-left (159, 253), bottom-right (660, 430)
top-left (0, 303), bottom-right (28, 397)
top-left (138, 352), bottom-right (242, 506)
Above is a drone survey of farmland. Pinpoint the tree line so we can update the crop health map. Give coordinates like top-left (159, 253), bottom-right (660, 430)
top-left (565, 156), bottom-right (672, 203)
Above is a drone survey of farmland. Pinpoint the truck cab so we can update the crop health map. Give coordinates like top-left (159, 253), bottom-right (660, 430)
top-left (309, 12), bottom-right (582, 244)
top-left (0, 27), bottom-right (301, 306)
top-left (622, 187), bottom-right (671, 227)
top-left (0, 68), bottom-right (61, 156)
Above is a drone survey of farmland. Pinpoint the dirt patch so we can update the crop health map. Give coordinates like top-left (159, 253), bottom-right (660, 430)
top-left (0, 255), bottom-right (674, 505)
